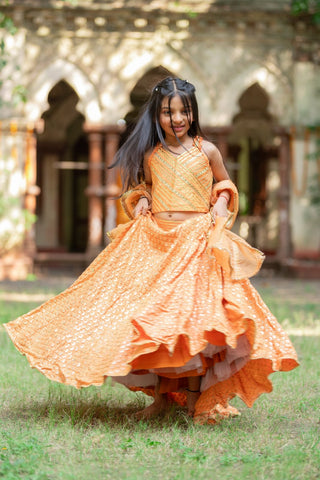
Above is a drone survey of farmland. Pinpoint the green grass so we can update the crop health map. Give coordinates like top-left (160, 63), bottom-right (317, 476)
top-left (0, 276), bottom-right (320, 479)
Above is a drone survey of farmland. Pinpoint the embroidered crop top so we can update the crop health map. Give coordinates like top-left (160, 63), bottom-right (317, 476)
top-left (148, 137), bottom-right (213, 213)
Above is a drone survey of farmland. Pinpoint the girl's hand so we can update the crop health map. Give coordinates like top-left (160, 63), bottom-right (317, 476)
top-left (134, 197), bottom-right (150, 217)
top-left (211, 196), bottom-right (229, 220)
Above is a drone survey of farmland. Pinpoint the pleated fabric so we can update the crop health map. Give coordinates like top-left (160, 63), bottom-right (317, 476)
top-left (4, 213), bottom-right (298, 424)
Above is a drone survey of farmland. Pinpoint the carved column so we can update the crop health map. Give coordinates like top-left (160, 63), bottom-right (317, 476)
top-left (203, 126), bottom-right (231, 165)
top-left (216, 127), bottom-right (230, 163)
top-left (85, 130), bottom-right (104, 259)
top-left (104, 127), bottom-right (121, 235)
top-left (24, 125), bottom-right (40, 256)
top-left (277, 129), bottom-right (292, 261)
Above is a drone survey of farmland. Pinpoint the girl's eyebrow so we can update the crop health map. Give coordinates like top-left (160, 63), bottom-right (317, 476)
top-left (161, 105), bottom-right (191, 110)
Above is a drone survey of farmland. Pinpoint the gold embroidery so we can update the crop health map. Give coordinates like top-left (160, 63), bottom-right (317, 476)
top-left (150, 138), bottom-right (213, 213)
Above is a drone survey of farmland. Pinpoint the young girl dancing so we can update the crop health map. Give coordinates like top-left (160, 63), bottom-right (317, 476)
top-left (4, 77), bottom-right (298, 424)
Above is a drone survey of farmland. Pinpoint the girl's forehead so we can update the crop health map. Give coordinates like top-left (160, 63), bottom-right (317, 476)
top-left (161, 94), bottom-right (190, 108)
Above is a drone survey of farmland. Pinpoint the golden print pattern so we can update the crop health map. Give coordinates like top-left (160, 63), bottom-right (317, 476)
top-left (5, 213), bottom-right (298, 424)
top-left (149, 137), bottom-right (213, 213)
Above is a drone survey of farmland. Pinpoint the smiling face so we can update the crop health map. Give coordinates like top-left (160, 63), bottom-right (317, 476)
top-left (159, 94), bottom-right (193, 144)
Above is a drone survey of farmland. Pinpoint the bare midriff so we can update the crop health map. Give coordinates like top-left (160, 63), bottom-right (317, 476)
top-left (154, 211), bottom-right (207, 221)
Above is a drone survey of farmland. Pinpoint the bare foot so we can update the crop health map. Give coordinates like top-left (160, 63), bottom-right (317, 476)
top-left (186, 390), bottom-right (201, 417)
top-left (135, 397), bottom-right (168, 419)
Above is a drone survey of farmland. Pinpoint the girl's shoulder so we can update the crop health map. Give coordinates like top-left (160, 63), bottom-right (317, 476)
top-left (144, 145), bottom-right (160, 176)
top-left (201, 139), bottom-right (222, 163)
top-left (144, 144), bottom-right (160, 164)
top-left (144, 147), bottom-right (156, 159)
top-left (201, 138), bottom-right (218, 154)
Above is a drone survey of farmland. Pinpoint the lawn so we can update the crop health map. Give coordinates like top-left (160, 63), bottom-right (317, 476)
top-left (0, 275), bottom-right (319, 480)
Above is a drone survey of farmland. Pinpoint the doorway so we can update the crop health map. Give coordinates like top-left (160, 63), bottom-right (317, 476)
top-left (228, 82), bottom-right (279, 254)
top-left (36, 80), bottom-right (89, 253)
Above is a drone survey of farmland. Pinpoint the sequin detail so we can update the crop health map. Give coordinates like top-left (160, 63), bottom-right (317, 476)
top-left (4, 213), bottom-right (298, 423)
top-left (149, 137), bottom-right (213, 213)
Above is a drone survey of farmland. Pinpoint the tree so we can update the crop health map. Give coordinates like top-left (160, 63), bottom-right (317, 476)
top-left (0, 11), bottom-right (27, 107)
top-left (0, 1), bottom-right (77, 257)
top-left (292, 0), bottom-right (320, 24)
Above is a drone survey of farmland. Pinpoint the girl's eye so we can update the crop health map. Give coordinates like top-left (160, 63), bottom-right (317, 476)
top-left (161, 109), bottom-right (191, 115)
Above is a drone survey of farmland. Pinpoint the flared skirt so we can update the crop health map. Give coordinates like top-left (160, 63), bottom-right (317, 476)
top-left (4, 213), bottom-right (298, 424)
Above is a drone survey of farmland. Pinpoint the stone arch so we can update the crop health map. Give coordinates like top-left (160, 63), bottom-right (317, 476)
top-left (39, 79), bottom-right (86, 145)
top-left (230, 82), bottom-right (274, 145)
top-left (226, 81), bottom-right (282, 253)
top-left (36, 79), bottom-right (89, 254)
top-left (24, 59), bottom-right (102, 123)
top-left (230, 81), bottom-right (275, 216)
top-left (215, 64), bottom-right (292, 125)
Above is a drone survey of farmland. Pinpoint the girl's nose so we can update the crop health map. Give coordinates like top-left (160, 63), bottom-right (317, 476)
top-left (173, 112), bottom-right (183, 123)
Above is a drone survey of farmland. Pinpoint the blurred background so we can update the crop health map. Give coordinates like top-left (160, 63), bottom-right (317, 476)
top-left (0, 0), bottom-right (319, 279)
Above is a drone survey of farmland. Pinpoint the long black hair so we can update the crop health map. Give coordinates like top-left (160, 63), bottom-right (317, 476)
top-left (112, 77), bottom-right (204, 191)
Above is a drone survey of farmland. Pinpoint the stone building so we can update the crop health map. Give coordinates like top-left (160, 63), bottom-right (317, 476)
top-left (0, 0), bottom-right (319, 278)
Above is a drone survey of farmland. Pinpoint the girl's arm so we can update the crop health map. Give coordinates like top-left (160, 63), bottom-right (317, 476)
top-left (203, 140), bottom-right (230, 183)
top-left (203, 140), bottom-right (230, 218)
top-left (133, 150), bottom-right (153, 217)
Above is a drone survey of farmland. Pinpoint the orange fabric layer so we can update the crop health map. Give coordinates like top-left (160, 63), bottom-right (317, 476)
top-left (210, 180), bottom-right (239, 229)
top-left (149, 137), bottom-right (213, 213)
top-left (120, 183), bottom-right (152, 220)
top-left (207, 216), bottom-right (265, 279)
top-left (152, 216), bottom-right (185, 232)
top-left (4, 213), bottom-right (298, 423)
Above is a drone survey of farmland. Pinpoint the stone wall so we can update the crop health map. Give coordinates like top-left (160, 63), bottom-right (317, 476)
top-left (0, 0), bottom-right (319, 272)
top-left (2, 0), bottom-right (318, 126)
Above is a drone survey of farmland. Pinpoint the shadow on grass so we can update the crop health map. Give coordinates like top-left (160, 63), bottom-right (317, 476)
top-left (2, 393), bottom-right (201, 430)
top-left (2, 393), bottom-right (248, 433)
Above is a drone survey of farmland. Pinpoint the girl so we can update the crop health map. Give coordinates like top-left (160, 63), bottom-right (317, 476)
top-left (4, 77), bottom-right (298, 424)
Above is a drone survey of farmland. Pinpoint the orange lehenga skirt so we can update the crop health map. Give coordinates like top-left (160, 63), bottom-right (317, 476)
top-left (4, 213), bottom-right (299, 424)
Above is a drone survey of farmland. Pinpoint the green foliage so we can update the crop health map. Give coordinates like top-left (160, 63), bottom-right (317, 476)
top-left (173, 1), bottom-right (198, 19)
top-left (292, 0), bottom-right (320, 24)
top-left (0, 2), bottom-right (78, 109)
top-left (0, 12), bottom-right (17, 35)
top-left (0, 11), bottom-right (27, 109)
top-left (306, 128), bottom-right (320, 208)
top-left (12, 84), bottom-right (28, 105)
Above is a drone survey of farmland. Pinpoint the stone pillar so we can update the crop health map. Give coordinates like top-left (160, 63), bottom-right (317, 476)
top-left (24, 125), bottom-right (40, 256)
top-left (277, 129), bottom-right (292, 261)
top-left (215, 127), bottom-right (230, 163)
top-left (85, 130), bottom-right (104, 259)
top-left (104, 127), bottom-right (122, 235)
top-left (0, 121), bottom-right (39, 279)
top-left (203, 126), bottom-right (231, 165)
